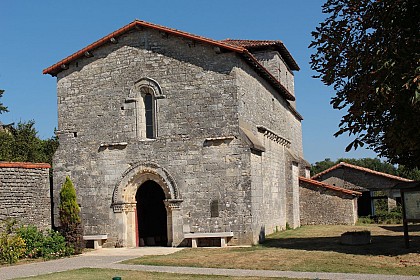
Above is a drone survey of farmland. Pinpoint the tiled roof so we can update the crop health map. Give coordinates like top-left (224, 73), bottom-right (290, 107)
top-left (299, 176), bottom-right (362, 196)
top-left (221, 39), bottom-right (300, 71)
top-left (43, 20), bottom-right (296, 101)
top-left (311, 162), bottom-right (413, 182)
top-left (0, 162), bottom-right (51, 169)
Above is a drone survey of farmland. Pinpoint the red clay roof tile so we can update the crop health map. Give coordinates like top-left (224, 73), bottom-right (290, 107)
top-left (299, 176), bottom-right (362, 196)
top-left (221, 39), bottom-right (300, 71)
top-left (311, 162), bottom-right (413, 182)
top-left (0, 162), bottom-right (51, 169)
top-left (43, 20), bottom-right (297, 101)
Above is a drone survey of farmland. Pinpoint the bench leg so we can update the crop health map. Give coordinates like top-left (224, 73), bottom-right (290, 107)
top-left (220, 237), bottom-right (227, 247)
top-left (191, 238), bottom-right (198, 248)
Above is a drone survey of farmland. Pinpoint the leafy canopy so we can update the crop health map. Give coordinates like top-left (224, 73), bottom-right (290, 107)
top-left (0, 89), bottom-right (8, 114)
top-left (0, 120), bottom-right (58, 165)
top-left (310, 0), bottom-right (420, 168)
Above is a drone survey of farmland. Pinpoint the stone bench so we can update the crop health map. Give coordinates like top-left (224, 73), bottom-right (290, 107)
top-left (83, 234), bottom-right (108, 249)
top-left (184, 232), bottom-right (234, 248)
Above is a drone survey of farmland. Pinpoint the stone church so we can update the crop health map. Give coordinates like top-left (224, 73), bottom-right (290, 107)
top-left (43, 20), bottom-right (309, 247)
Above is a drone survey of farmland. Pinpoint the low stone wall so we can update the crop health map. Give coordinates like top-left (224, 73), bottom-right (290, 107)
top-left (299, 178), bottom-right (359, 225)
top-left (0, 162), bottom-right (51, 230)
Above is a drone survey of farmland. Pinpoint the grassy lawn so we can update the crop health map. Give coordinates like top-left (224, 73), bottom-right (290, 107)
top-left (16, 268), bottom-right (297, 280)
top-left (124, 224), bottom-right (420, 276)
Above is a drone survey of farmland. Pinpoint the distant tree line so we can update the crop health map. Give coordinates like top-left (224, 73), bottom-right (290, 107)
top-left (0, 89), bottom-right (58, 165)
top-left (0, 121), bottom-right (58, 165)
top-left (311, 158), bottom-right (420, 181)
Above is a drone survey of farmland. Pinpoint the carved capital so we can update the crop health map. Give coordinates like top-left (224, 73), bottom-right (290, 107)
top-left (164, 199), bottom-right (183, 211)
top-left (112, 202), bottom-right (136, 213)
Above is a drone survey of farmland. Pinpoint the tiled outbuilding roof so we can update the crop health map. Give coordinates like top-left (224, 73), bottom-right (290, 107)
top-left (0, 162), bottom-right (51, 169)
top-left (299, 176), bottom-right (362, 196)
top-left (43, 20), bottom-right (297, 101)
top-left (311, 162), bottom-right (413, 182)
top-left (221, 39), bottom-right (300, 71)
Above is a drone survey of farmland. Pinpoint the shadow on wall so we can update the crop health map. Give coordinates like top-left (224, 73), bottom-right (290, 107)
top-left (259, 226), bottom-right (265, 243)
top-left (260, 225), bottom-right (420, 256)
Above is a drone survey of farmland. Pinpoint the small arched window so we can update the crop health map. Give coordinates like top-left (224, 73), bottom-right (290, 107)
top-left (127, 78), bottom-right (162, 140)
top-left (141, 87), bottom-right (156, 139)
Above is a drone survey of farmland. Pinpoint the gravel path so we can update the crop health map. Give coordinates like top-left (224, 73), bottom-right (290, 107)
top-left (1, 248), bottom-right (419, 280)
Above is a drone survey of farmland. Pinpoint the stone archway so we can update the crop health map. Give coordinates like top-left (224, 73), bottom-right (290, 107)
top-left (112, 162), bottom-right (183, 247)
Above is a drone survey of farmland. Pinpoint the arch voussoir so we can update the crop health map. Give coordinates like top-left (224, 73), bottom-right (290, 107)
top-left (112, 162), bottom-right (179, 213)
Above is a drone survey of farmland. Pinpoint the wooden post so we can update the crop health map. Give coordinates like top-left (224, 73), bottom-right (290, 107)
top-left (401, 191), bottom-right (409, 248)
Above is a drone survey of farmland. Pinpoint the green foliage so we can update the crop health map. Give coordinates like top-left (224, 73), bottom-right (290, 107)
top-left (310, 0), bottom-right (420, 168)
top-left (59, 176), bottom-right (84, 254)
top-left (0, 219), bottom-right (26, 264)
top-left (356, 216), bottom-right (374, 225)
top-left (311, 157), bottom-right (420, 180)
top-left (59, 176), bottom-right (81, 225)
top-left (0, 89), bottom-right (8, 114)
top-left (0, 120), bottom-right (58, 165)
top-left (358, 207), bottom-right (403, 225)
top-left (375, 206), bottom-right (403, 224)
top-left (17, 225), bottom-right (72, 260)
top-left (41, 230), bottom-right (73, 259)
top-left (0, 131), bottom-right (14, 160)
top-left (17, 225), bottom-right (44, 258)
top-left (310, 158), bottom-right (336, 176)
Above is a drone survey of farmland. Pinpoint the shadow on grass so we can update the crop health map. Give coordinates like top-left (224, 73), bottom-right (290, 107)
top-left (261, 225), bottom-right (420, 256)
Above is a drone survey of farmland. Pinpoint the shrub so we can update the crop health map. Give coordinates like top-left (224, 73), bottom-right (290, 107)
top-left (357, 207), bottom-right (403, 225)
top-left (357, 216), bottom-right (374, 224)
top-left (41, 230), bottom-right (73, 260)
top-left (18, 225), bottom-right (73, 260)
top-left (0, 219), bottom-right (26, 264)
top-left (18, 225), bottom-right (44, 258)
top-left (59, 176), bottom-right (84, 254)
top-left (375, 207), bottom-right (403, 224)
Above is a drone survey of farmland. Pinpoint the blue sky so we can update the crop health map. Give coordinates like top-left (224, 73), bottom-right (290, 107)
top-left (0, 0), bottom-right (377, 164)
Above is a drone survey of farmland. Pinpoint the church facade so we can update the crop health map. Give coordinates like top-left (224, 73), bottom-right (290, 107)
top-left (44, 20), bottom-right (308, 247)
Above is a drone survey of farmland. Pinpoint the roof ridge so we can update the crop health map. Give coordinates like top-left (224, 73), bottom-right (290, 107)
top-left (43, 19), bottom-right (297, 101)
top-left (311, 161), bottom-right (413, 182)
top-left (299, 176), bottom-right (362, 196)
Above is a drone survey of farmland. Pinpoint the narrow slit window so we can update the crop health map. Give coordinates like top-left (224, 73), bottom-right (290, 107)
top-left (210, 199), bottom-right (219, 218)
top-left (144, 93), bottom-right (154, 138)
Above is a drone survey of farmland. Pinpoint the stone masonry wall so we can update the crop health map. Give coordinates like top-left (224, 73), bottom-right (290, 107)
top-left (252, 51), bottom-right (295, 99)
top-left (53, 27), bottom-right (255, 245)
top-left (0, 162), bottom-right (51, 230)
top-left (52, 24), bottom-right (304, 246)
top-left (234, 56), bottom-right (303, 240)
top-left (299, 181), bottom-right (358, 225)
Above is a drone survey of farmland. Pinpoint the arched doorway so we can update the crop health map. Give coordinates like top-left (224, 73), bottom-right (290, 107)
top-left (112, 162), bottom-right (183, 247)
top-left (136, 180), bottom-right (168, 246)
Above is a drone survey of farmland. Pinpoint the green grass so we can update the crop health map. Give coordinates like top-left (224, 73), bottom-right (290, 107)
top-left (123, 224), bottom-right (420, 276)
top-left (16, 268), bottom-right (297, 280)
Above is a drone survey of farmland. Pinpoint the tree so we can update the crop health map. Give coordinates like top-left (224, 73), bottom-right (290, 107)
top-left (311, 158), bottom-right (336, 176)
top-left (0, 89), bottom-right (8, 114)
top-left (59, 176), bottom-right (83, 254)
top-left (311, 157), bottom-right (420, 180)
top-left (0, 121), bottom-right (58, 165)
top-left (310, 0), bottom-right (420, 168)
